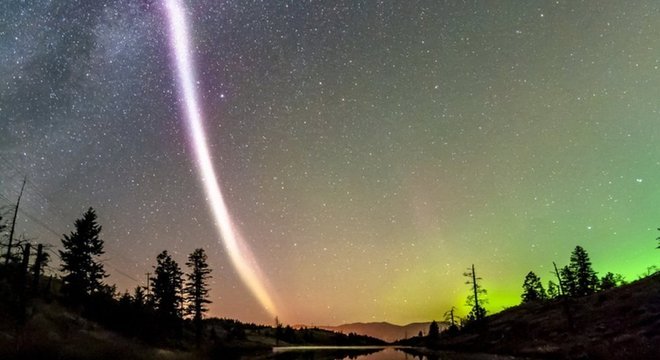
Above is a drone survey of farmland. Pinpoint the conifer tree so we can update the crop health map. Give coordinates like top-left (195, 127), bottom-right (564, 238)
top-left (119, 291), bottom-right (133, 307)
top-left (521, 271), bottom-right (546, 303)
top-left (560, 265), bottom-right (577, 297)
top-left (599, 272), bottom-right (625, 290)
top-left (599, 272), bottom-right (616, 290)
top-left (569, 245), bottom-right (598, 296)
top-left (59, 208), bottom-right (107, 302)
top-left (133, 286), bottom-right (146, 308)
top-left (427, 320), bottom-right (440, 340)
top-left (30, 244), bottom-right (49, 278)
top-left (185, 248), bottom-right (212, 342)
top-left (152, 250), bottom-right (183, 320)
top-left (547, 280), bottom-right (560, 299)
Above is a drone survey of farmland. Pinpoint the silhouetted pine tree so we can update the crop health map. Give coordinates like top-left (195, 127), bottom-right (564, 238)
top-left (133, 285), bottom-right (146, 308)
top-left (427, 320), bottom-right (440, 340)
top-left (125, 285), bottom-right (159, 341)
top-left (521, 271), bottom-right (546, 303)
top-left (598, 272), bottom-right (626, 290)
top-left (119, 291), bottom-right (132, 308)
top-left (560, 265), bottom-right (577, 297)
top-left (59, 208), bottom-right (107, 302)
top-left (569, 245), bottom-right (598, 296)
top-left (599, 272), bottom-right (616, 290)
top-left (185, 248), bottom-right (212, 343)
top-left (547, 280), bottom-right (560, 299)
top-left (152, 250), bottom-right (183, 321)
top-left (464, 264), bottom-right (487, 323)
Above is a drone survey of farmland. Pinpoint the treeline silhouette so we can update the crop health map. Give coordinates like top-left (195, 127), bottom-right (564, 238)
top-left (521, 245), bottom-right (627, 303)
top-left (408, 242), bottom-right (657, 348)
top-left (0, 207), bottom-right (383, 357)
top-left (0, 207), bottom-right (215, 347)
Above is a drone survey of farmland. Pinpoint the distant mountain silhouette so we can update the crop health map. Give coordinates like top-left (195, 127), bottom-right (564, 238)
top-left (317, 321), bottom-right (447, 342)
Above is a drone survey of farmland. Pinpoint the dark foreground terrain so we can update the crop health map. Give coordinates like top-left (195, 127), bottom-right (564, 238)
top-left (409, 273), bottom-right (660, 359)
top-left (2, 273), bottom-right (658, 359)
top-left (0, 299), bottom-right (383, 359)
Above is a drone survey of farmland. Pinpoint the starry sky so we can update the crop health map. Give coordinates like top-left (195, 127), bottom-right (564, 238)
top-left (1, 0), bottom-right (659, 326)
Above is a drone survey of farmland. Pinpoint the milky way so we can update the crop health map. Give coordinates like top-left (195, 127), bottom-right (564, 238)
top-left (1, 1), bottom-right (659, 325)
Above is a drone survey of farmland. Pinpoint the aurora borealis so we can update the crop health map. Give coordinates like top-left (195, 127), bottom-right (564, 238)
top-left (1, 0), bottom-right (659, 326)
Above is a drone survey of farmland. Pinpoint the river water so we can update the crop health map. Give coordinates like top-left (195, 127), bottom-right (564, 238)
top-left (236, 346), bottom-right (523, 360)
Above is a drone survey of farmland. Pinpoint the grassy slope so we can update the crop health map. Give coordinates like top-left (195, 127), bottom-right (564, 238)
top-left (0, 301), bottom-right (194, 360)
top-left (4, 275), bottom-right (657, 359)
top-left (0, 300), bottom-right (384, 359)
top-left (434, 273), bottom-right (660, 359)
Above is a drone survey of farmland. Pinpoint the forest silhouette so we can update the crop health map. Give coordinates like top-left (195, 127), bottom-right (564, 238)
top-left (0, 207), bottom-right (385, 358)
top-left (0, 206), bottom-right (659, 359)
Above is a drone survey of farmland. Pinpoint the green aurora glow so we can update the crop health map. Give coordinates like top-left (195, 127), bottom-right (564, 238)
top-left (1, 1), bottom-right (659, 325)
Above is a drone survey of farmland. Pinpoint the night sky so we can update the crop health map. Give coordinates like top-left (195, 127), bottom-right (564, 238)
top-left (1, 0), bottom-right (659, 325)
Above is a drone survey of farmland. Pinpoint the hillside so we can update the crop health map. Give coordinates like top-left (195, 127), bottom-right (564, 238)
top-left (0, 299), bottom-right (385, 359)
top-left (0, 300), bottom-right (194, 360)
top-left (319, 321), bottom-right (445, 342)
top-left (422, 273), bottom-right (660, 359)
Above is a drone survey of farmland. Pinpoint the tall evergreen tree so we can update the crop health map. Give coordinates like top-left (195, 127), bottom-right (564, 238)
top-left (185, 248), bottom-right (212, 342)
top-left (152, 250), bottom-right (183, 320)
top-left (560, 265), bottom-right (577, 297)
top-left (59, 208), bottom-right (107, 302)
top-left (133, 285), bottom-right (146, 308)
top-left (569, 245), bottom-right (598, 296)
top-left (427, 320), bottom-right (440, 340)
top-left (546, 280), bottom-right (560, 299)
top-left (521, 271), bottom-right (546, 303)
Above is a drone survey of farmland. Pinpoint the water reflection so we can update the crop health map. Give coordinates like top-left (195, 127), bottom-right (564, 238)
top-left (270, 347), bottom-right (400, 360)
top-left (220, 346), bottom-right (524, 360)
top-left (253, 347), bottom-right (517, 360)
